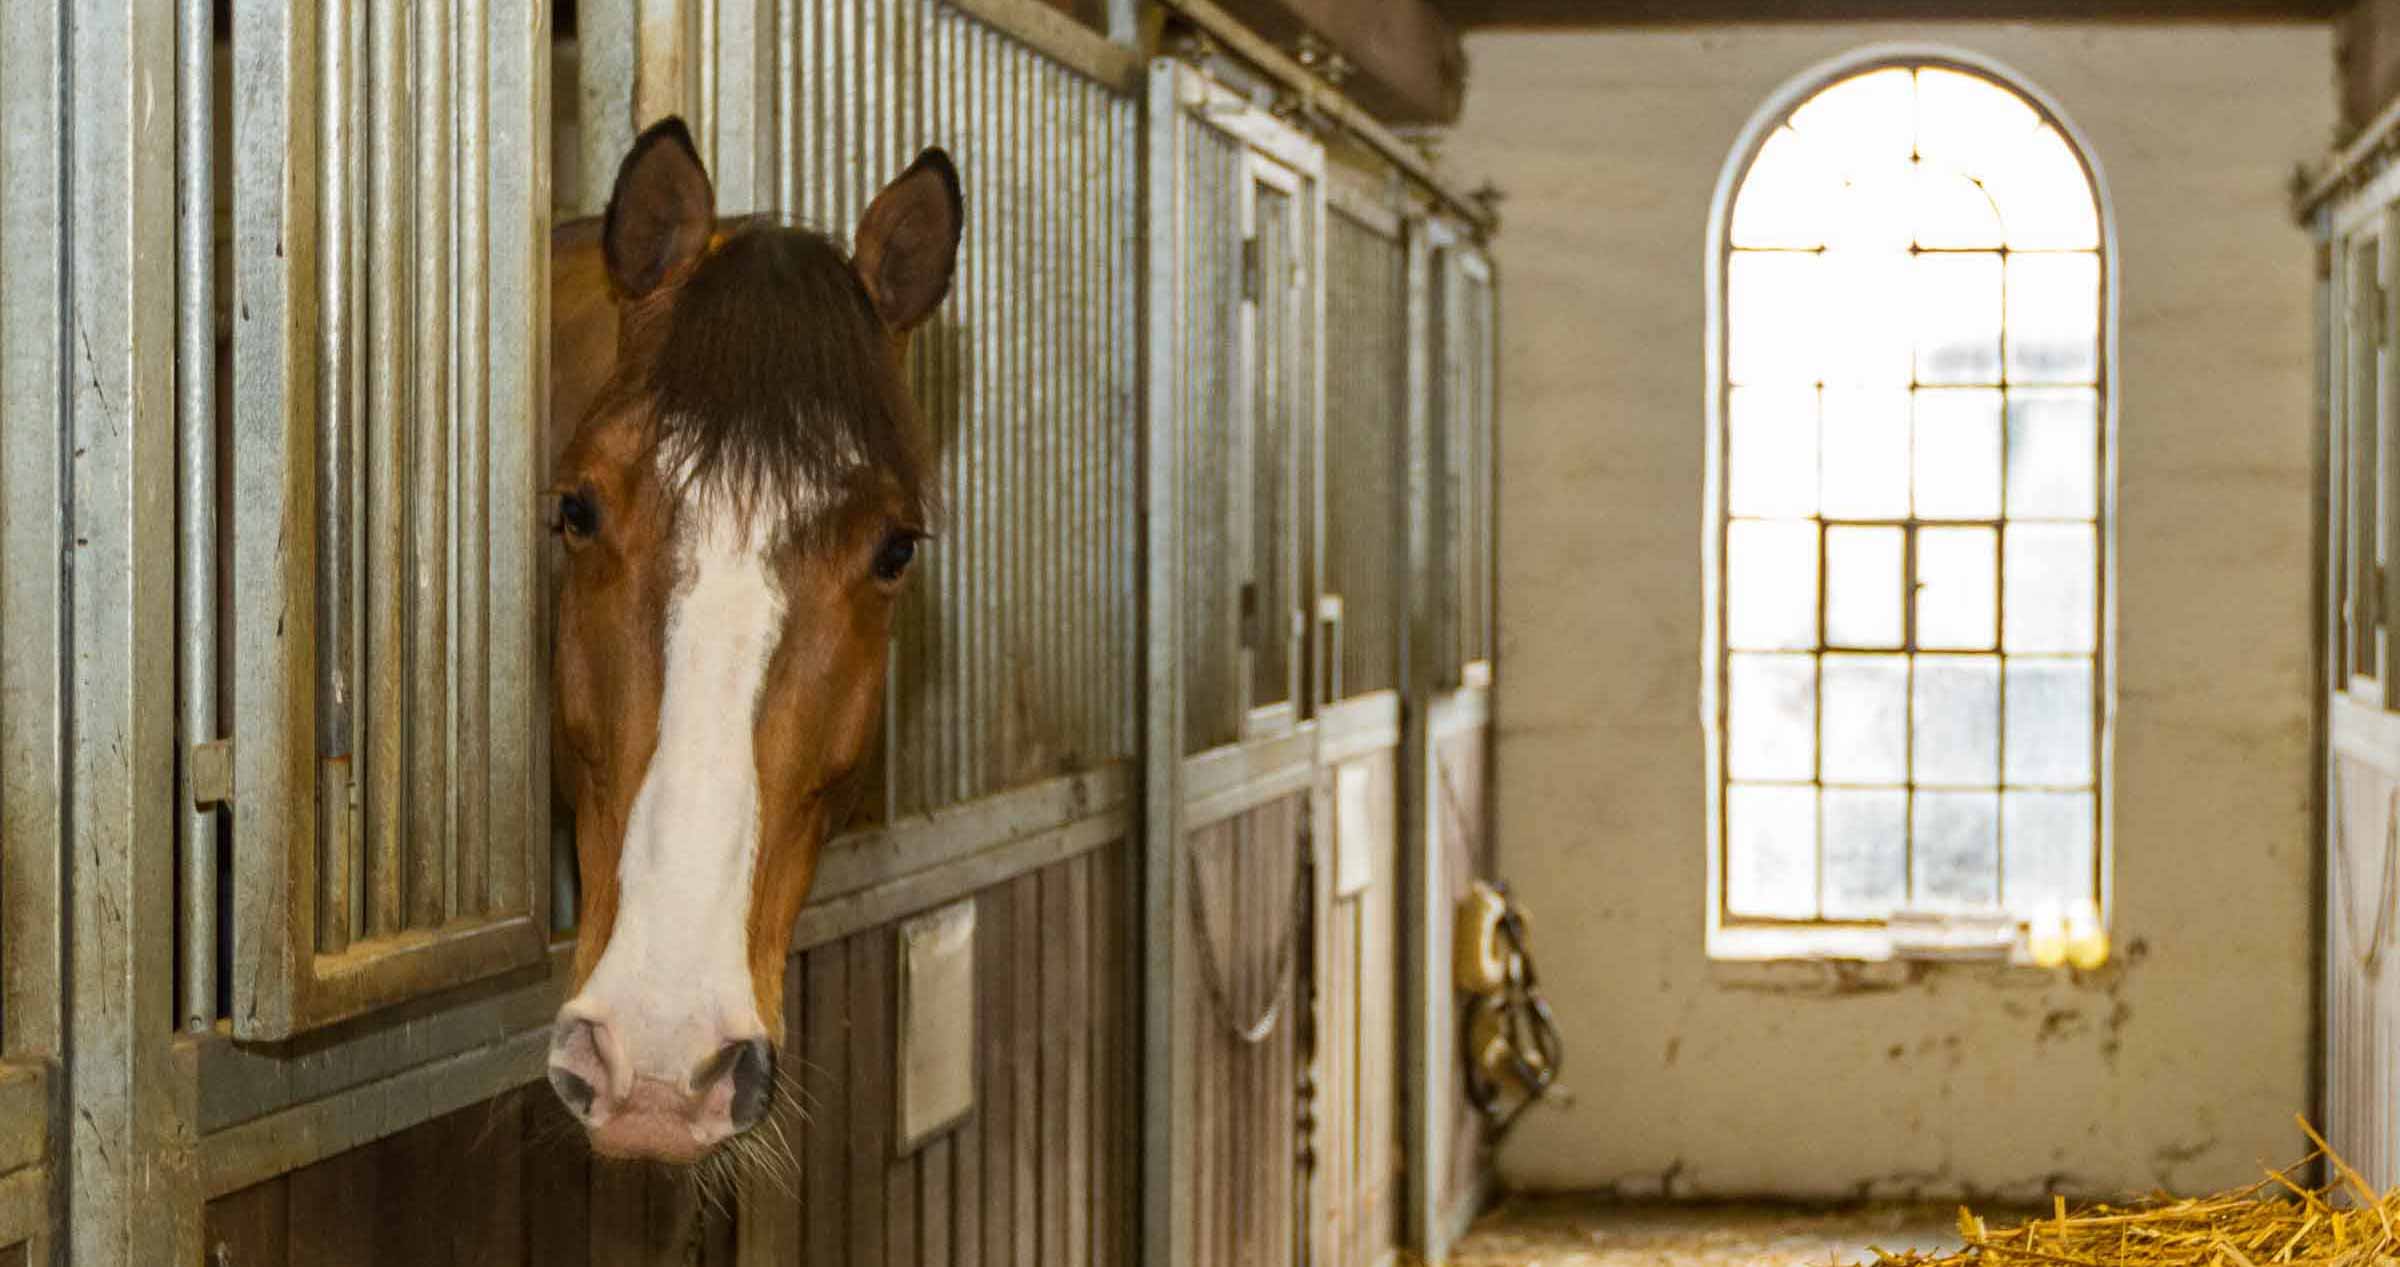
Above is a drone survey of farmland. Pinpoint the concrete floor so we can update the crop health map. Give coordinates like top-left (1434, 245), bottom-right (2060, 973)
top-left (1448, 1200), bottom-right (1987, 1267)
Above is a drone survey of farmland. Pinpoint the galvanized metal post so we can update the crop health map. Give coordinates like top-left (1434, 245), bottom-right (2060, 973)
top-left (175, 0), bottom-right (225, 1033)
top-left (1395, 211), bottom-right (1445, 1265)
top-left (1140, 55), bottom-right (1195, 1267)
top-left (66, 0), bottom-right (203, 1255)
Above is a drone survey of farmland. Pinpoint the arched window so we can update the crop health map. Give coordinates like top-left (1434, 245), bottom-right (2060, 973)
top-left (1708, 56), bottom-right (2109, 954)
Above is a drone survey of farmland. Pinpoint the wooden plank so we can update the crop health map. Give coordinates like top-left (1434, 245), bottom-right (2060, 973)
top-left (285, 1131), bottom-right (379, 1267)
top-left (849, 929), bottom-right (891, 1267)
top-left (1207, 0), bottom-right (1463, 124)
top-left (954, 894), bottom-right (983, 1267)
top-left (803, 942), bottom-right (849, 1267)
top-left (522, 1084), bottom-right (592, 1267)
top-left (204, 1177), bottom-right (288, 1267)
top-left (979, 881), bottom-right (1014, 1267)
top-left (739, 950), bottom-right (806, 1266)
top-left (1066, 854), bottom-right (1092, 1267)
top-left (450, 1094), bottom-right (529, 1267)
top-left (1090, 843), bottom-right (1120, 1267)
top-left (1041, 863), bottom-right (1072, 1267)
top-left (1010, 872), bottom-right (1040, 1267)
top-left (920, 1136), bottom-right (953, 1267)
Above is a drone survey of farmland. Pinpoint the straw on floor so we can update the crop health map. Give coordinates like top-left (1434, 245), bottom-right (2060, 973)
top-left (1870, 1118), bottom-right (2400, 1267)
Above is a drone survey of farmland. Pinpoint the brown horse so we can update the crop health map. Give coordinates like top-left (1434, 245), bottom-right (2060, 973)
top-left (542, 117), bottom-right (962, 1164)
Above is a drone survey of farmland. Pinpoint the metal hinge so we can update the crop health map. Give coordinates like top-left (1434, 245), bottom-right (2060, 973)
top-left (190, 739), bottom-right (234, 808)
top-left (1241, 235), bottom-right (1260, 304)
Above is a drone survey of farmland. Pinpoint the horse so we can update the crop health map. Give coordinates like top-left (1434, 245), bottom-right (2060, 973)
top-left (541, 116), bottom-right (963, 1164)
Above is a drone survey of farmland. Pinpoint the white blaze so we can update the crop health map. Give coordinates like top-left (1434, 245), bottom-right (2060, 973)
top-left (570, 492), bottom-right (783, 1087)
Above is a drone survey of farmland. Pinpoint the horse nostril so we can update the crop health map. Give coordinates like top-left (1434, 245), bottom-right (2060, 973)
top-left (727, 1038), bottom-right (776, 1131)
top-left (548, 1066), bottom-right (597, 1120)
top-left (548, 1015), bottom-right (618, 1124)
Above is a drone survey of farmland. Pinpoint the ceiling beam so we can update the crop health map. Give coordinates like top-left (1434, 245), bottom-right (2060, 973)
top-left (1204, 0), bottom-right (1468, 123)
top-left (1435, 0), bottom-right (2338, 25)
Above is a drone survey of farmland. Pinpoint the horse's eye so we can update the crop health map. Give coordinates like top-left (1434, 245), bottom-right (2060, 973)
top-left (872, 531), bottom-right (919, 583)
top-left (552, 490), bottom-right (600, 541)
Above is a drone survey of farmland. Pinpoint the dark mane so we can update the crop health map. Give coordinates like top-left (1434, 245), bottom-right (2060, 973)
top-left (647, 223), bottom-right (933, 538)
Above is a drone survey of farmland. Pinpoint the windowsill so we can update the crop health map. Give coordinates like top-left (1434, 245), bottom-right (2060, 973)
top-left (1706, 918), bottom-right (2093, 990)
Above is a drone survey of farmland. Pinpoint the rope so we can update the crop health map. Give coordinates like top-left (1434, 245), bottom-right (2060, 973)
top-left (1186, 814), bottom-right (1309, 1046)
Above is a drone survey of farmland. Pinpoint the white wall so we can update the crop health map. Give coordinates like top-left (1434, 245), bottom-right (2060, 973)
top-left (1449, 23), bottom-right (2332, 1199)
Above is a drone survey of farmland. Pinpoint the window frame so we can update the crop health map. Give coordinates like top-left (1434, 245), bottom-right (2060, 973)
top-left (1701, 46), bottom-right (2118, 963)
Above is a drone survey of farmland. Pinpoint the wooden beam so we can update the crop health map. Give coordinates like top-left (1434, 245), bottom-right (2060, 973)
top-left (1436, 0), bottom-right (2338, 24)
top-left (1205, 0), bottom-right (1466, 123)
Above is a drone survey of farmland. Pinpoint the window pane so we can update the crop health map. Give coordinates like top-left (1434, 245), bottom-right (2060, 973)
top-left (1727, 784), bottom-right (1818, 918)
top-left (1914, 655), bottom-right (2000, 786)
top-left (1990, 126), bottom-right (2099, 251)
top-left (1727, 521), bottom-right (1819, 650)
top-left (2006, 659), bottom-right (2095, 786)
top-left (1821, 386), bottom-right (1911, 518)
top-left (1822, 789), bottom-right (1908, 919)
top-left (1821, 654), bottom-right (1907, 783)
top-left (1822, 249), bottom-right (1914, 384)
top-left (1730, 251), bottom-right (1822, 385)
top-left (1728, 386), bottom-right (1819, 517)
top-left (2002, 790), bottom-right (2095, 917)
top-left (2006, 253), bottom-right (2099, 385)
top-left (1826, 526), bottom-right (1903, 648)
top-left (1913, 388), bottom-right (2002, 520)
top-left (1788, 67), bottom-right (1914, 181)
top-left (1728, 654), bottom-right (1816, 781)
top-left (2003, 524), bottom-right (2097, 653)
top-left (2006, 389), bottom-right (2099, 519)
top-left (1914, 791), bottom-right (2000, 911)
top-left (1913, 252), bottom-right (2002, 385)
top-left (1915, 526), bottom-right (1997, 650)
top-left (1731, 127), bottom-right (1838, 249)
top-left (1914, 67), bottom-right (2039, 179)
top-left (1913, 164), bottom-right (2002, 250)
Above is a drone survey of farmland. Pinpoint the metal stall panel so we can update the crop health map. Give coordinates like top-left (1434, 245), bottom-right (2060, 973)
top-left (1149, 55), bottom-right (1330, 1267)
top-left (0, 0), bottom-right (68, 1256)
top-left (1323, 188), bottom-right (1408, 705)
top-left (225, 0), bottom-right (551, 1039)
top-left (1432, 239), bottom-right (1497, 687)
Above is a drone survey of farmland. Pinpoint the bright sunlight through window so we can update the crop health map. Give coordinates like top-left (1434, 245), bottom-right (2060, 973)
top-left (1714, 62), bottom-right (2107, 946)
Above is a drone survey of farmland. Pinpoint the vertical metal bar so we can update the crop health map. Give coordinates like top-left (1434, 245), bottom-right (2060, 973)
top-left (487, 0), bottom-right (548, 930)
top-left (176, 0), bottom-right (224, 1022)
top-left (577, 0), bottom-right (637, 216)
top-left (315, 0), bottom-right (357, 958)
top-left (411, 0), bottom-right (455, 929)
top-left (1396, 211), bottom-right (1443, 1262)
top-left (69, 0), bottom-right (202, 1251)
top-left (1140, 58), bottom-right (1195, 1267)
top-left (774, 0), bottom-right (797, 218)
top-left (229, 0), bottom-right (327, 1044)
top-left (455, 0), bottom-right (492, 917)
top-left (364, 0), bottom-right (413, 941)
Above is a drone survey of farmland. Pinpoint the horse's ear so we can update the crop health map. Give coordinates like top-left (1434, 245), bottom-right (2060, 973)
top-left (854, 148), bottom-right (964, 333)
top-left (604, 117), bottom-right (716, 300)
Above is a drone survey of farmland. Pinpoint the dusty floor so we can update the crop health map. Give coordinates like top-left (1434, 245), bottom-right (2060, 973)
top-left (1448, 1199), bottom-right (2003, 1266)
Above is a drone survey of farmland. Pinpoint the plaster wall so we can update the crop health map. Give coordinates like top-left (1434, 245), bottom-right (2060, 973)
top-left (1448, 24), bottom-right (2332, 1198)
